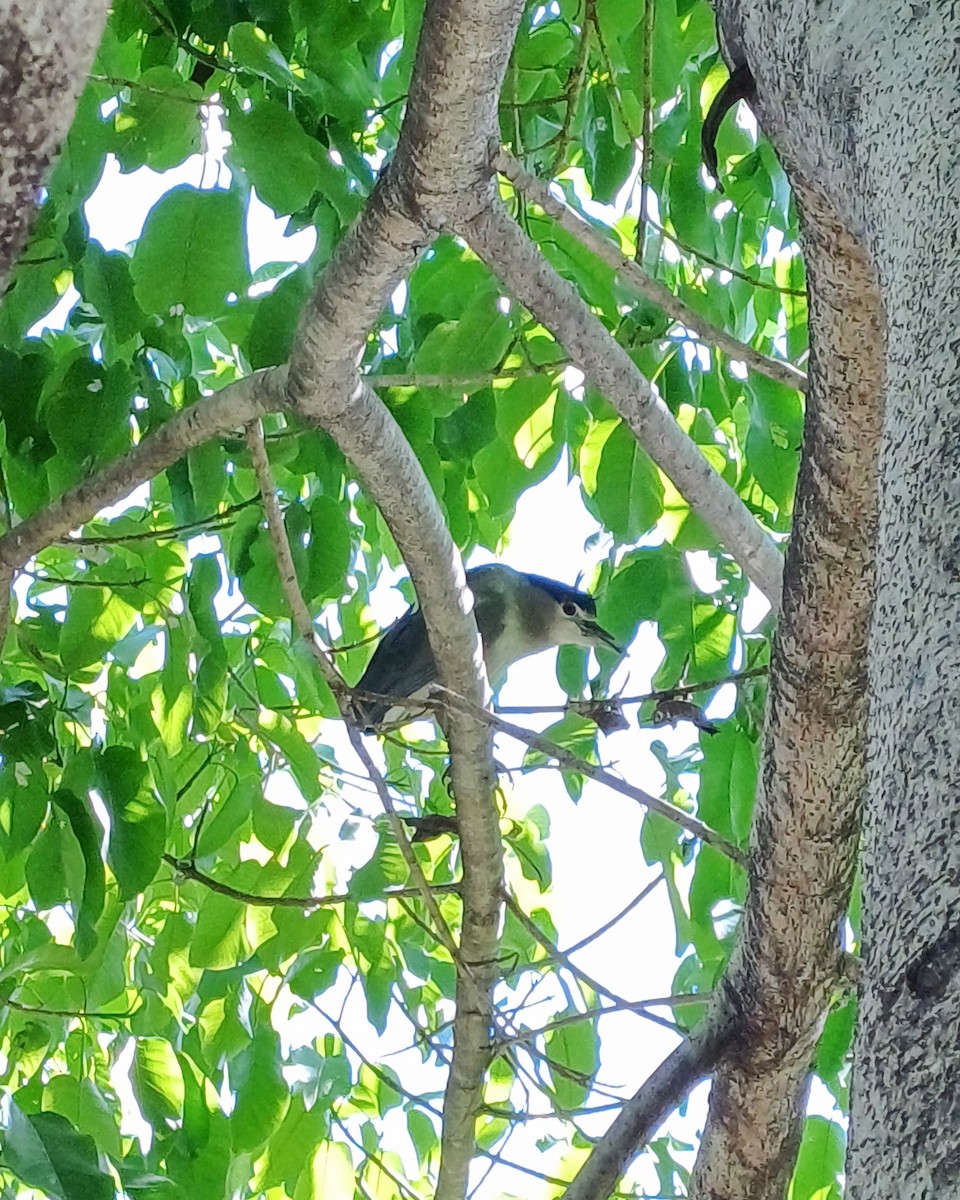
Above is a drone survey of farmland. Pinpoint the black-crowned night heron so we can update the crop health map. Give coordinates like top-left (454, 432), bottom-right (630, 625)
top-left (353, 564), bottom-right (620, 731)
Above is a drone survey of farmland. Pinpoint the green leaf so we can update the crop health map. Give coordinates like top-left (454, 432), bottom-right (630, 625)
top-left (178, 1050), bottom-right (212, 1153)
top-left (79, 244), bottom-right (146, 343)
top-left (248, 267), bottom-right (312, 368)
top-left (259, 1098), bottom-right (331, 1192)
top-left (60, 587), bottom-right (138, 673)
top-left (97, 746), bottom-right (166, 898)
top-left (132, 1036), bottom-right (185, 1125)
top-left (789, 1116), bottom-right (845, 1200)
top-left (111, 66), bottom-right (202, 171)
top-left (50, 790), bottom-right (106, 958)
top-left (590, 422), bottom-right (664, 541)
top-left (131, 186), bottom-right (249, 317)
top-left (305, 494), bottom-right (351, 602)
top-left (231, 1029), bottom-right (290, 1152)
top-left (546, 1019), bottom-right (599, 1110)
top-left (3, 1105), bottom-right (113, 1200)
top-left (815, 993), bottom-right (856, 1093)
top-left (296, 1140), bottom-right (355, 1200)
top-left (0, 766), bottom-right (48, 856)
top-left (189, 892), bottom-right (253, 969)
top-left (228, 98), bottom-right (323, 214)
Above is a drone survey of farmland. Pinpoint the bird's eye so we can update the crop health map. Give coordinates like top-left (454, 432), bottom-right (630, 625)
top-left (562, 601), bottom-right (579, 617)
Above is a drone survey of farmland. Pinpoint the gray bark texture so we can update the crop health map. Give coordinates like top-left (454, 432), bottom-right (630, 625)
top-left (707, 1), bottom-right (960, 1195)
top-left (0, 2), bottom-right (110, 291)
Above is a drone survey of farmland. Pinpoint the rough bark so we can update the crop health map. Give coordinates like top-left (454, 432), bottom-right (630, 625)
top-left (839, 7), bottom-right (960, 1196)
top-left (284, 3), bottom-right (528, 1194)
top-left (495, 151), bottom-right (807, 395)
top-left (0, 0), bottom-right (885, 1194)
top-left (0, 2), bottom-right (110, 291)
top-left (696, 1), bottom-right (960, 1194)
top-left (689, 199), bottom-right (883, 1199)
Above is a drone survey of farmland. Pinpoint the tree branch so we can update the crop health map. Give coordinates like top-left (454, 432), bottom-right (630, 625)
top-left (243, 419), bottom-right (466, 969)
top-left (0, 368), bottom-right (284, 575)
top-left (428, 683), bottom-right (746, 864)
top-left (496, 150), bottom-right (807, 394)
top-left (562, 1017), bottom-right (730, 1200)
top-left (687, 201), bottom-right (883, 1196)
top-left (460, 200), bottom-right (785, 605)
top-left (164, 852), bottom-right (458, 908)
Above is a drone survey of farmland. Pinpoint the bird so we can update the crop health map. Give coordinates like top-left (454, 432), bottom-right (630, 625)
top-left (352, 563), bottom-right (621, 732)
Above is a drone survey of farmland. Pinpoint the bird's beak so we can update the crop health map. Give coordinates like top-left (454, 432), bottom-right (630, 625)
top-left (578, 617), bottom-right (624, 654)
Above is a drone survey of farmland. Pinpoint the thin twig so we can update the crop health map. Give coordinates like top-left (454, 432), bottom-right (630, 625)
top-left (243, 418), bottom-right (467, 967)
top-left (5, 997), bottom-right (141, 1021)
top-left (637, 0), bottom-right (656, 267)
top-left (494, 664), bottom-right (769, 714)
top-left (163, 853), bottom-right (460, 909)
top-left (431, 685), bottom-right (746, 864)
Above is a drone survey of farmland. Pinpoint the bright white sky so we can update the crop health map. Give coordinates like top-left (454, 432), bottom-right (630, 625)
top-left (26, 95), bottom-right (838, 1198)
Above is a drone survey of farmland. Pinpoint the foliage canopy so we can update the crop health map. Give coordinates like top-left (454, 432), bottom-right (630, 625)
top-left (0, 0), bottom-right (844, 1197)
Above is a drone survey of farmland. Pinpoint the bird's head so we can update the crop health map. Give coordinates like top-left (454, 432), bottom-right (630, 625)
top-left (522, 574), bottom-right (622, 654)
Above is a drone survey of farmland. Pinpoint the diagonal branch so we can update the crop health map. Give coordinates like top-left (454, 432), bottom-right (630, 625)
top-left (243, 418), bottom-right (467, 968)
top-left (460, 200), bottom-right (785, 605)
top-left (428, 684), bottom-right (746, 864)
top-left (562, 1016), bottom-right (731, 1200)
top-left (0, 368), bottom-right (284, 575)
top-left (496, 150), bottom-right (807, 394)
top-left (278, 4), bottom-right (529, 1195)
top-left (163, 853), bottom-right (460, 909)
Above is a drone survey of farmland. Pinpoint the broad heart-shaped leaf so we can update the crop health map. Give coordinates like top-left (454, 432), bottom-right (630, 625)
top-left (226, 97), bottom-right (323, 215)
top-left (131, 186), bottom-right (249, 317)
top-left (97, 745), bottom-right (166, 898)
top-left (3, 1105), bottom-right (113, 1200)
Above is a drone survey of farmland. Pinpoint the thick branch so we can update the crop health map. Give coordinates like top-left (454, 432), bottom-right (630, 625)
top-left (0, 2), bottom-right (111, 291)
top-left (0, 368), bottom-right (284, 574)
top-left (282, 5), bottom-right (529, 1196)
top-left (496, 151), bottom-right (807, 394)
top-left (394, 0), bottom-right (527, 218)
top-left (461, 201), bottom-right (785, 605)
top-left (689, 201), bottom-right (883, 1198)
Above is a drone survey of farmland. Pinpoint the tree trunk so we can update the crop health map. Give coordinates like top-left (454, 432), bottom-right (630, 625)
top-left (714, 1), bottom-right (960, 1192)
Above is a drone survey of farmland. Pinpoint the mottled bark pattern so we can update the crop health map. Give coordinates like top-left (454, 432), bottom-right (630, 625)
top-left (0, 3), bottom-right (110, 290)
top-left (690, 199), bottom-right (884, 1200)
top-left (704, 2), bottom-right (960, 1196)
top-left (849, 6), bottom-right (960, 1194)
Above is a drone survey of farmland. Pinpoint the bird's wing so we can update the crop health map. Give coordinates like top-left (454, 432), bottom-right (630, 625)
top-left (354, 606), bottom-right (438, 728)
